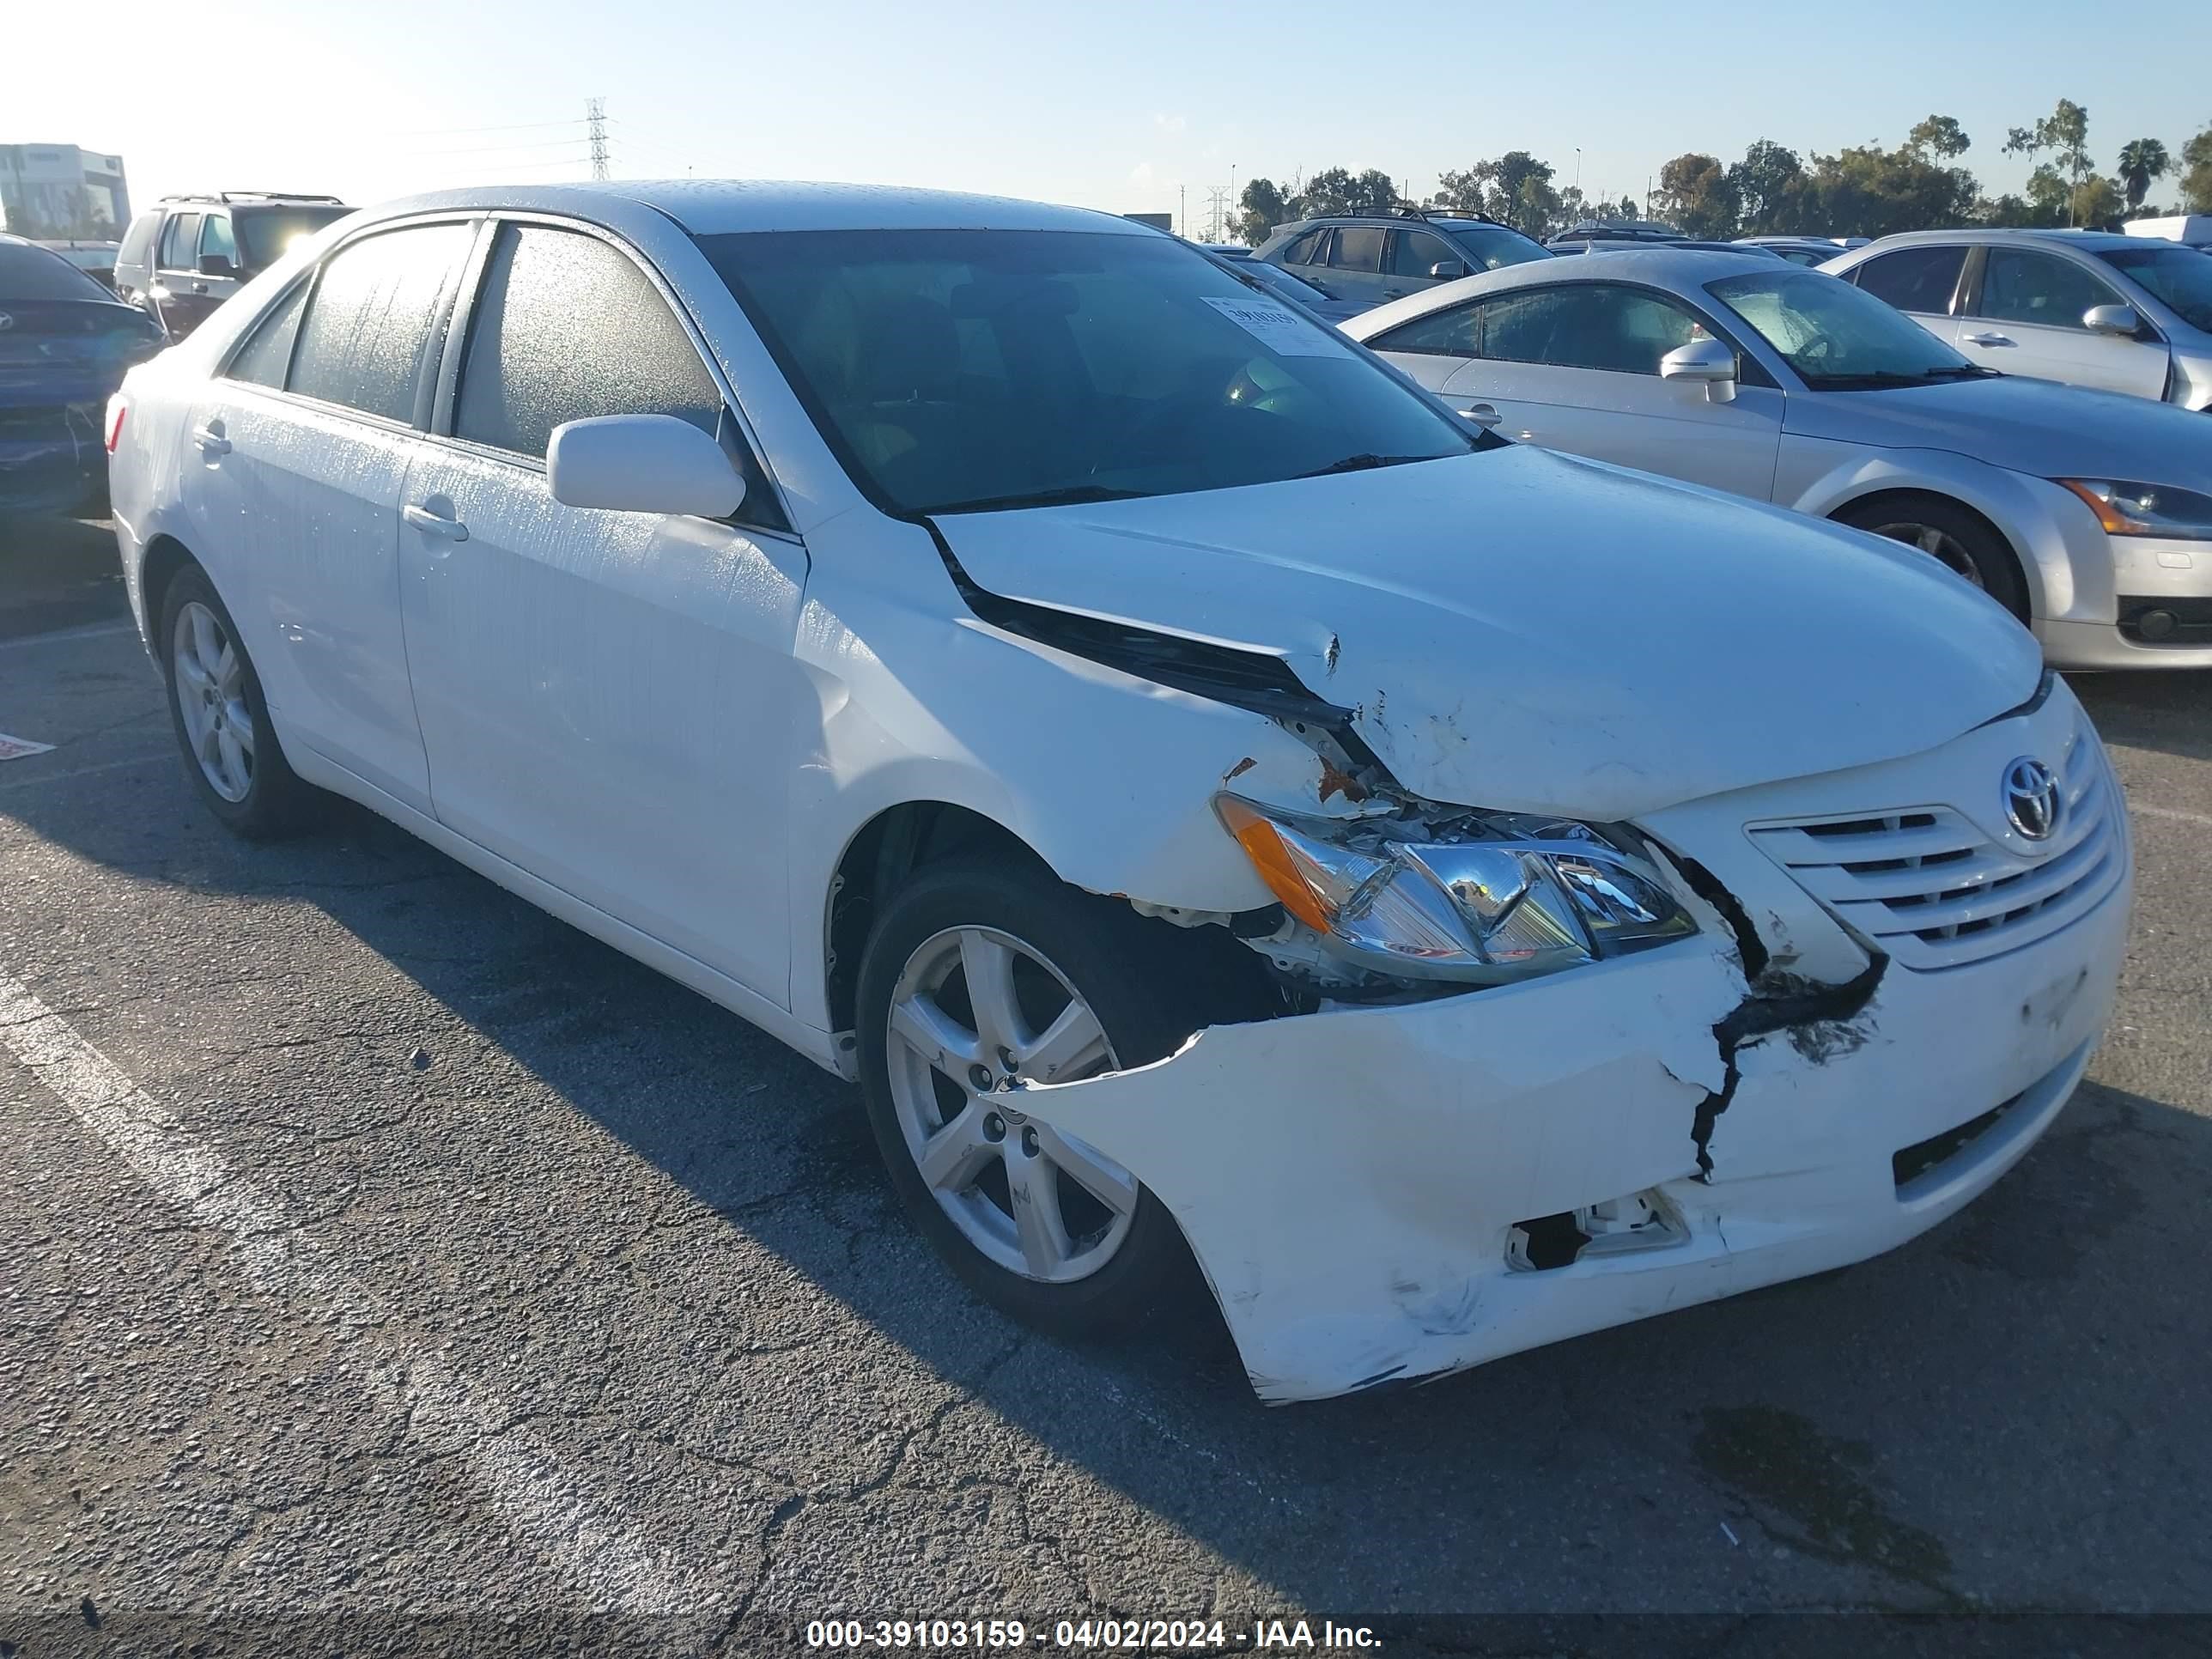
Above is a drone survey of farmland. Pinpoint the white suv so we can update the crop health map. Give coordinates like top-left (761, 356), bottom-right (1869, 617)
top-left (107, 183), bottom-right (2130, 1402)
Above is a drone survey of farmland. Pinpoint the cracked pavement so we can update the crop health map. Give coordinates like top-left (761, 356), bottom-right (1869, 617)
top-left (3, 514), bottom-right (2210, 1654)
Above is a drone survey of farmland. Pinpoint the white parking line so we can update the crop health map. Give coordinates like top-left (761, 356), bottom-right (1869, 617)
top-left (2130, 802), bottom-right (2212, 830)
top-left (0, 971), bottom-right (700, 1616)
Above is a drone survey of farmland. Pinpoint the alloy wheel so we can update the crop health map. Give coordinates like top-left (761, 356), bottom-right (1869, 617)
top-left (172, 600), bottom-right (255, 802)
top-left (884, 926), bottom-right (1138, 1284)
top-left (1866, 519), bottom-right (1986, 590)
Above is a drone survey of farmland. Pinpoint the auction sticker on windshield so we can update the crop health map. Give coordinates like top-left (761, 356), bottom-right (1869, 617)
top-left (1200, 294), bottom-right (1352, 356)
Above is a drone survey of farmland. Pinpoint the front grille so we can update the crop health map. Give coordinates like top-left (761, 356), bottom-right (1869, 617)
top-left (1747, 720), bottom-right (2123, 971)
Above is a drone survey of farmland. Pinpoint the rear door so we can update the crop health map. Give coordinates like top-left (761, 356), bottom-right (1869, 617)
top-left (180, 219), bottom-right (476, 811)
top-left (1959, 245), bottom-right (2172, 399)
top-left (396, 217), bottom-right (809, 1000)
top-left (1431, 282), bottom-right (1783, 499)
top-left (150, 209), bottom-right (217, 336)
top-left (1846, 242), bottom-right (1969, 350)
top-left (1318, 226), bottom-right (1393, 307)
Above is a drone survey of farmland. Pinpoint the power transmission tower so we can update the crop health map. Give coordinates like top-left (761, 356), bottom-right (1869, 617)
top-left (586, 98), bottom-right (610, 180)
top-left (1203, 186), bottom-right (1228, 241)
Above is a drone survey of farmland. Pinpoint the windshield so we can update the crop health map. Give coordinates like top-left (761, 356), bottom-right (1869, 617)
top-left (698, 228), bottom-right (1473, 516)
top-left (234, 206), bottom-right (351, 269)
top-left (1439, 225), bottom-right (1553, 270)
top-left (1705, 269), bottom-right (1986, 389)
top-left (2096, 246), bottom-right (2212, 332)
top-left (0, 241), bottom-right (114, 301)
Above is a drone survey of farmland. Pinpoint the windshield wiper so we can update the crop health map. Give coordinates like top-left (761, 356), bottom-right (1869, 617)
top-left (929, 483), bottom-right (1146, 514)
top-left (1293, 453), bottom-right (1433, 478)
top-left (1804, 369), bottom-right (1964, 390)
top-left (1921, 363), bottom-right (2000, 379)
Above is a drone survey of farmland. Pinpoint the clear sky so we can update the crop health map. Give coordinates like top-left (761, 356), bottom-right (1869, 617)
top-left (15, 0), bottom-right (2209, 232)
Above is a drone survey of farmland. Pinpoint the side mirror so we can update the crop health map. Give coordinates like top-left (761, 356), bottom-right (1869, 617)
top-left (547, 414), bottom-right (745, 519)
top-left (2082, 302), bottom-right (2142, 338)
top-left (1659, 337), bottom-right (1739, 402)
top-left (1428, 258), bottom-right (1470, 282)
top-left (198, 253), bottom-right (235, 278)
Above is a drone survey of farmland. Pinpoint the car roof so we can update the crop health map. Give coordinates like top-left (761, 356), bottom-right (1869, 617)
top-left (360, 180), bottom-right (1152, 239)
top-left (1847, 228), bottom-right (2141, 253)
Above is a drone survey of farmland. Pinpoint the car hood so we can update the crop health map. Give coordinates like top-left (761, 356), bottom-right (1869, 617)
top-left (933, 447), bottom-right (2042, 821)
top-left (1784, 373), bottom-right (2212, 482)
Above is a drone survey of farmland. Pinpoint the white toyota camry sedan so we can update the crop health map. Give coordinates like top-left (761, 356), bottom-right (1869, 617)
top-left (106, 182), bottom-right (2130, 1402)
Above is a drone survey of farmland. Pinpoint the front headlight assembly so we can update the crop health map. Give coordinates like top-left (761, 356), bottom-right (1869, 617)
top-left (2055, 478), bottom-right (2212, 542)
top-left (1216, 795), bottom-right (1697, 987)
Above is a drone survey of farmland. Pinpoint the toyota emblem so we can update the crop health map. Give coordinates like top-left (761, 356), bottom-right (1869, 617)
top-left (2002, 757), bottom-right (2061, 842)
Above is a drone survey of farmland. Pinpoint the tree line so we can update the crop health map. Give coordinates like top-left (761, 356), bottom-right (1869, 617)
top-left (1237, 103), bottom-right (2212, 244)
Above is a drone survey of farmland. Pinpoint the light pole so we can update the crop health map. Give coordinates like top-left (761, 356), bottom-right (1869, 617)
top-left (1574, 147), bottom-right (1582, 194)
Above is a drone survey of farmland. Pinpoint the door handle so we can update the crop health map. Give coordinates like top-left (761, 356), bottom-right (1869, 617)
top-left (189, 281), bottom-right (209, 295)
top-left (403, 503), bottom-right (470, 543)
top-left (191, 424), bottom-right (229, 456)
top-left (1960, 331), bottom-right (2015, 347)
top-left (1455, 403), bottom-right (1503, 428)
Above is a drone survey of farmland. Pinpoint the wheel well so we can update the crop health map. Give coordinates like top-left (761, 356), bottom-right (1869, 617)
top-left (1827, 489), bottom-right (2032, 616)
top-left (139, 535), bottom-right (198, 637)
top-left (824, 804), bottom-right (1050, 1035)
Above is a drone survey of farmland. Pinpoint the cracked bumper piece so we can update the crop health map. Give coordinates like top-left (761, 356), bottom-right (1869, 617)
top-left (1024, 890), bottom-right (2127, 1403)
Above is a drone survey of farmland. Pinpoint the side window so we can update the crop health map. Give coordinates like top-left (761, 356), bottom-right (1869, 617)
top-left (1977, 249), bottom-right (2119, 330)
top-left (1852, 246), bottom-right (1967, 314)
top-left (1480, 285), bottom-right (1703, 374)
top-left (117, 211), bottom-right (160, 270)
top-left (1328, 227), bottom-right (1385, 273)
top-left (199, 214), bottom-right (238, 270)
top-left (1279, 229), bottom-right (1322, 264)
top-left (1390, 230), bottom-right (1456, 278)
top-left (1374, 301), bottom-right (1481, 357)
top-left (288, 223), bottom-right (471, 423)
top-left (158, 212), bottom-right (201, 269)
top-left (226, 282), bottom-right (309, 389)
top-left (454, 224), bottom-right (787, 530)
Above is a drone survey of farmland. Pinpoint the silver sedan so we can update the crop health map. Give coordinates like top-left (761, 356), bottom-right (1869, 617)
top-left (1344, 248), bottom-right (2212, 669)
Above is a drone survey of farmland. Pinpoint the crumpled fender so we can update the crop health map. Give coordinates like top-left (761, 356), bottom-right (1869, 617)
top-left (1020, 945), bottom-right (1747, 1402)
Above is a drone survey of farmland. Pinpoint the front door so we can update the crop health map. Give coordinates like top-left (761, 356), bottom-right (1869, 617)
top-left (1960, 246), bottom-right (2172, 400)
top-left (1425, 283), bottom-right (1783, 500)
top-left (398, 219), bottom-right (808, 1002)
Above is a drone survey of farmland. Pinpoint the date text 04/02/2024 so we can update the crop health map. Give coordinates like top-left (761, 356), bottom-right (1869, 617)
top-left (802, 1618), bottom-right (1382, 1650)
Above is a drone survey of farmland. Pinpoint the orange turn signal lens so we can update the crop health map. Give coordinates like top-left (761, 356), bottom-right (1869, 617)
top-left (1215, 797), bottom-right (1335, 933)
top-left (2057, 478), bottom-right (2146, 536)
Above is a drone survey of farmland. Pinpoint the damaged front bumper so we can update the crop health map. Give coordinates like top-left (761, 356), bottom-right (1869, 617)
top-left (1021, 678), bottom-right (2133, 1401)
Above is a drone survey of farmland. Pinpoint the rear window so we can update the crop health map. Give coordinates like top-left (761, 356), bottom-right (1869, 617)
top-left (0, 241), bottom-right (113, 301)
top-left (234, 206), bottom-right (353, 270)
top-left (1850, 245), bottom-right (1966, 314)
top-left (117, 211), bottom-right (160, 268)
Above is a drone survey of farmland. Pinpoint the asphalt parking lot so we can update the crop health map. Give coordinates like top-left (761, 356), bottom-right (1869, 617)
top-left (3, 511), bottom-right (2209, 1656)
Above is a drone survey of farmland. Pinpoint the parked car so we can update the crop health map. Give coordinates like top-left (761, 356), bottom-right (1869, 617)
top-left (109, 182), bottom-right (2128, 1403)
top-left (35, 239), bottom-right (123, 289)
top-left (1820, 229), bottom-right (2212, 410)
top-left (1557, 239), bottom-right (1784, 259)
top-left (1212, 252), bottom-right (1368, 323)
top-left (1736, 236), bottom-right (1853, 266)
top-left (1193, 241), bottom-right (1252, 260)
top-left (1346, 248), bottom-right (2212, 667)
top-left (0, 234), bottom-right (166, 514)
top-left (112, 191), bottom-right (352, 338)
top-left (2123, 215), bottom-right (2212, 251)
top-left (1547, 220), bottom-right (1686, 253)
top-left (1254, 210), bottom-right (1549, 309)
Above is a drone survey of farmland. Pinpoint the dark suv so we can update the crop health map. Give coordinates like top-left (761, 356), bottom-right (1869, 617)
top-left (112, 192), bottom-right (352, 337)
top-left (1252, 210), bottom-right (1549, 310)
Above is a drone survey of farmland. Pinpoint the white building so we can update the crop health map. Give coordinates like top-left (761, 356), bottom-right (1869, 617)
top-left (0, 144), bottom-right (131, 237)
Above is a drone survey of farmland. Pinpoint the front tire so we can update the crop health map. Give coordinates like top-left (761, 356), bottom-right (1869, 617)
top-left (1836, 495), bottom-right (2028, 620)
top-left (855, 858), bottom-right (1209, 1336)
top-left (159, 565), bottom-right (318, 839)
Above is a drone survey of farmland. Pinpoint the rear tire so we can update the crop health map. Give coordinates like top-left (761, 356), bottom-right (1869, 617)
top-left (1836, 495), bottom-right (2028, 621)
top-left (855, 858), bottom-right (1218, 1337)
top-left (158, 564), bottom-right (319, 839)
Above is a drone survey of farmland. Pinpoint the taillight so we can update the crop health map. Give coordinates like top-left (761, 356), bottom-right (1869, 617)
top-left (105, 396), bottom-right (127, 454)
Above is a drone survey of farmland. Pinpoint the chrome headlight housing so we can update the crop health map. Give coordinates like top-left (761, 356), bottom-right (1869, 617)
top-left (2055, 478), bottom-right (2212, 542)
top-left (1217, 795), bottom-right (1697, 985)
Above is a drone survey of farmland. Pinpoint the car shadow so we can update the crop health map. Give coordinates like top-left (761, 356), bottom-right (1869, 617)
top-left (2071, 669), bottom-right (2212, 764)
top-left (0, 512), bottom-right (129, 641)
top-left (7, 727), bottom-right (2212, 1618)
